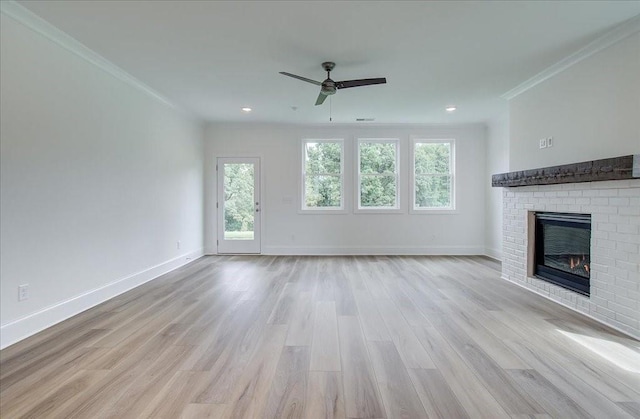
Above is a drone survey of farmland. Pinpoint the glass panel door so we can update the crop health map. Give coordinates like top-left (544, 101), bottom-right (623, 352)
top-left (217, 157), bottom-right (260, 254)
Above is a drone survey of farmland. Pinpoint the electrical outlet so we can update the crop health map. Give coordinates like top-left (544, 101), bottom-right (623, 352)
top-left (18, 284), bottom-right (29, 301)
top-left (539, 138), bottom-right (547, 149)
top-left (546, 137), bottom-right (553, 147)
top-left (177, 240), bottom-right (181, 250)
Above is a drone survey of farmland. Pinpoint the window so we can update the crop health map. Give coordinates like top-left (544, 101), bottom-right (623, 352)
top-left (357, 139), bottom-right (399, 210)
top-left (302, 139), bottom-right (344, 211)
top-left (411, 139), bottom-right (455, 211)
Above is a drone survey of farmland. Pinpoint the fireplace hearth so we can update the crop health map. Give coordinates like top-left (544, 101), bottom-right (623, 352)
top-left (534, 212), bottom-right (591, 296)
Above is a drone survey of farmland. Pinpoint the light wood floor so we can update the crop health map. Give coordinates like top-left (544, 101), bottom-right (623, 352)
top-left (1, 256), bottom-right (639, 418)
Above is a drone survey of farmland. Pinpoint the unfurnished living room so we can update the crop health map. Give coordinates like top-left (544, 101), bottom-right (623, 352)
top-left (1, 1), bottom-right (639, 418)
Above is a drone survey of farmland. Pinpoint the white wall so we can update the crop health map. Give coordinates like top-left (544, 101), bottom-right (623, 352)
top-left (204, 123), bottom-right (487, 255)
top-left (0, 13), bottom-right (204, 348)
top-left (485, 109), bottom-right (509, 260)
top-left (509, 32), bottom-right (640, 171)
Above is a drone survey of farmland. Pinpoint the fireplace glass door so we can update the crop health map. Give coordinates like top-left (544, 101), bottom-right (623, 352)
top-left (535, 212), bottom-right (591, 296)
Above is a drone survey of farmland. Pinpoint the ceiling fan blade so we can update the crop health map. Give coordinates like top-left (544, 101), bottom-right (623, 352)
top-left (279, 72), bottom-right (322, 86)
top-left (315, 92), bottom-right (328, 106)
top-left (336, 78), bottom-right (387, 89)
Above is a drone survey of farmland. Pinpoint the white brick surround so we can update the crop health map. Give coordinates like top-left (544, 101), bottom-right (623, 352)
top-left (502, 179), bottom-right (640, 339)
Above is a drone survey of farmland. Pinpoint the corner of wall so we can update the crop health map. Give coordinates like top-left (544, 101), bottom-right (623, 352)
top-left (484, 107), bottom-right (509, 261)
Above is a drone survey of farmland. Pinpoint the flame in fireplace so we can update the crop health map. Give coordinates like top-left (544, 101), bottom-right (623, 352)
top-left (570, 257), bottom-right (577, 270)
top-left (568, 254), bottom-right (589, 275)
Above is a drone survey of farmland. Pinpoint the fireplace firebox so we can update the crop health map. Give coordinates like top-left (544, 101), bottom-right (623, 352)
top-left (534, 212), bottom-right (591, 296)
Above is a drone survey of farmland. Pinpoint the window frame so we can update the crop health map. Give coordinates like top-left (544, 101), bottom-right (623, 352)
top-left (300, 138), bottom-right (347, 214)
top-left (410, 138), bottom-right (457, 214)
top-left (355, 138), bottom-right (401, 213)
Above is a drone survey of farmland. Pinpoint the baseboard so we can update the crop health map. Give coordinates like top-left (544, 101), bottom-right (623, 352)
top-left (0, 248), bottom-right (204, 350)
top-left (261, 245), bottom-right (485, 256)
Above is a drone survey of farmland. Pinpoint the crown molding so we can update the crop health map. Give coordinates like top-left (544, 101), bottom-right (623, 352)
top-left (208, 121), bottom-right (487, 130)
top-left (502, 14), bottom-right (640, 100)
top-left (0, 0), bottom-right (182, 112)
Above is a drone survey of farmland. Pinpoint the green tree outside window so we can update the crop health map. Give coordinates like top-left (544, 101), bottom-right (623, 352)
top-left (303, 141), bottom-right (343, 208)
top-left (358, 141), bottom-right (398, 208)
top-left (224, 163), bottom-right (255, 238)
top-left (414, 142), bottom-right (453, 209)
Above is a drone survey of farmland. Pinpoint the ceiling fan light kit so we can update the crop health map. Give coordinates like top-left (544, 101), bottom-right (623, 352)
top-left (280, 62), bottom-right (387, 106)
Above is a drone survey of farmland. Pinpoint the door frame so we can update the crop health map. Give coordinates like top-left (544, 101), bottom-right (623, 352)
top-left (216, 157), bottom-right (262, 254)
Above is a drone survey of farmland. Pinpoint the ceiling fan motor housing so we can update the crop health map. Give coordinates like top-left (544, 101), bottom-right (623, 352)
top-left (321, 62), bottom-right (337, 95)
top-left (321, 80), bottom-right (336, 95)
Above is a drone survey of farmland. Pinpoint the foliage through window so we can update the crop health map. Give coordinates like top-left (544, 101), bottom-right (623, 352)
top-left (358, 139), bottom-right (399, 209)
top-left (413, 140), bottom-right (454, 210)
top-left (302, 140), bottom-right (343, 209)
top-left (223, 163), bottom-right (255, 240)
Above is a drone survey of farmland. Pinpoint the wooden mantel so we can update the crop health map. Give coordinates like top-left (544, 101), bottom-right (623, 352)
top-left (492, 155), bottom-right (639, 187)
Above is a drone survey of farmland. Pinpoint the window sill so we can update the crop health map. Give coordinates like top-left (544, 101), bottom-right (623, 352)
top-left (354, 208), bottom-right (404, 214)
top-left (409, 208), bottom-right (459, 215)
top-left (298, 208), bottom-right (349, 215)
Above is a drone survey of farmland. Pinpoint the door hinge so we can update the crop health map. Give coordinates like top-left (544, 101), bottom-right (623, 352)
top-left (216, 164), bottom-right (218, 171)
top-left (217, 240), bottom-right (219, 246)
top-left (216, 202), bottom-right (219, 208)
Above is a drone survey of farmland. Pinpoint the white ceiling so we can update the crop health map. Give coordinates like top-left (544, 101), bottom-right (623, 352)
top-left (16, 1), bottom-right (640, 124)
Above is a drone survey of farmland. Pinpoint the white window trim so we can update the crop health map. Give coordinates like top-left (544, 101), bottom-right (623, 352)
top-left (355, 138), bottom-right (402, 214)
top-left (300, 138), bottom-right (347, 214)
top-left (409, 138), bottom-right (457, 214)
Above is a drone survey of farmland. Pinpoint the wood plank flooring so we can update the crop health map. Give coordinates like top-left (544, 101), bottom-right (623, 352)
top-left (1, 255), bottom-right (639, 418)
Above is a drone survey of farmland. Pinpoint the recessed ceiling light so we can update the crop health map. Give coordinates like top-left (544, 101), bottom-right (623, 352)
top-left (241, 107), bottom-right (252, 112)
top-left (445, 106), bottom-right (457, 112)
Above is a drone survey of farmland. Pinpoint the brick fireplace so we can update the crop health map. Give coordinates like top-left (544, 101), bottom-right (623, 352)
top-left (494, 156), bottom-right (640, 339)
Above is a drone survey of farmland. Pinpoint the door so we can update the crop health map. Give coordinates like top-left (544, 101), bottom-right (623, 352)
top-left (217, 158), bottom-right (261, 254)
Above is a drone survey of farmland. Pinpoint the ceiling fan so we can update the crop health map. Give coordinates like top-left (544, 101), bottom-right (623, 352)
top-left (280, 62), bottom-right (387, 106)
